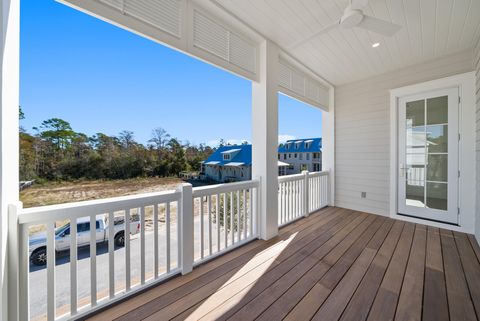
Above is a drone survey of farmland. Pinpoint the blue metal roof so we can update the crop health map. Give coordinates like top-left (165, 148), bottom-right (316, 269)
top-left (204, 138), bottom-right (321, 166)
top-left (277, 138), bottom-right (322, 153)
top-left (204, 145), bottom-right (252, 166)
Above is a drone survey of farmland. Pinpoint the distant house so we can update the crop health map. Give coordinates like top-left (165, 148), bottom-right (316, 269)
top-left (277, 138), bottom-right (322, 175)
top-left (202, 138), bottom-right (322, 182)
top-left (201, 145), bottom-right (252, 183)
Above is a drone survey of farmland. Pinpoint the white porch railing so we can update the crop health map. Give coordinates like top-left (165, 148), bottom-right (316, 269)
top-left (192, 180), bottom-right (258, 265)
top-left (7, 171), bottom-right (332, 321)
top-left (8, 179), bottom-right (260, 321)
top-left (278, 171), bottom-right (329, 226)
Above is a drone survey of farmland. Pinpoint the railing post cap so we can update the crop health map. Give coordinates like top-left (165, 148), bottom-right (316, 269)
top-left (302, 170), bottom-right (309, 175)
top-left (177, 182), bottom-right (193, 191)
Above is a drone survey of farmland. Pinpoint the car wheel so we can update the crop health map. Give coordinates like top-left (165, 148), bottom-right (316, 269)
top-left (31, 247), bottom-right (47, 266)
top-left (114, 232), bottom-right (125, 247)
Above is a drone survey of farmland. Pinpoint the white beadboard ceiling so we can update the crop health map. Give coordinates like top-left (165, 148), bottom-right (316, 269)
top-left (215, 0), bottom-right (480, 85)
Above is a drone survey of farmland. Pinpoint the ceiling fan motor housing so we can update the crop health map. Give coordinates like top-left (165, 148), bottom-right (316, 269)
top-left (340, 8), bottom-right (364, 28)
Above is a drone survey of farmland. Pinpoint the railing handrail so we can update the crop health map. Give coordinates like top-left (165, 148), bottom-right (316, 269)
top-left (308, 170), bottom-right (329, 177)
top-left (192, 179), bottom-right (259, 197)
top-left (278, 173), bottom-right (304, 183)
top-left (278, 170), bottom-right (328, 183)
top-left (18, 189), bottom-right (181, 225)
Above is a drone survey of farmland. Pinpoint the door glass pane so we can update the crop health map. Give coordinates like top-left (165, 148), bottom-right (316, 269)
top-left (406, 100), bottom-right (425, 127)
top-left (426, 125), bottom-right (448, 153)
top-left (406, 180), bottom-right (425, 207)
top-left (427, 96), bottom-right (448, 125)
top-left (426, 182), bottom-right (447, 210)
top-left (406, 127), bottom-right (426, 150)
top-left (403, 94), bottom-right (452, 213)
top-left (406, 164), bottom-right (425, 182)
top-left (427, 154), bottom-right (448, 182)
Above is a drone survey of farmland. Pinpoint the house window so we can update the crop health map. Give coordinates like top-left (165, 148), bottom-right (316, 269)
top-left (223, 154), bottom-right (231, 160)
top-left (289, 153), bottom-right (292, 158)
top-left (278, 153), bottom-right (280, 160)
top-left (306, 153), bottom-right (310, 160)
top-left (294, 153), bottom-right (297, 158)
top-left (299, 153), bottom-right (303, 160)
top-left (305, 142), bottom-right (310, 149)
top-left (288, 165), bottom-right (294, 170)
top-left (301, 164), bottom-right (308, 171)
top-left (283, 154), bottom-right (287, 160)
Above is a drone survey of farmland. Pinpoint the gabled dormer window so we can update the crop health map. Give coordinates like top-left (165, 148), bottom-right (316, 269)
top-left (223, 154), bottom-right (231, 161)
top-left (304, 139), bottom-right (314, 149)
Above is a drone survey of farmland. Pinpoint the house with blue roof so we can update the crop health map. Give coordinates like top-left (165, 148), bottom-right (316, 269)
top-left (201, 138), bottom-right (321, 182)
top-left (201, 145), bottom-right (253, 182)
top-left (278, 138), bottom-right (322, 175)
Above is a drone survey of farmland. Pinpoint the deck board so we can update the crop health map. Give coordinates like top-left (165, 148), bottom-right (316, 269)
top-left (86, 207), bottom-right (480, 321)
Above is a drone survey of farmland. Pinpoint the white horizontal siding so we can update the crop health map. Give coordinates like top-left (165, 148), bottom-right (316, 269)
top-left (335, 49), bottom-right (474, 216)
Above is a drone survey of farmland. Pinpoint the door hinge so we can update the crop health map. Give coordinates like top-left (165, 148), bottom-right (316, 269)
top-left (458, 133), bottom-right (461, 141)
top-left (458, 170), bottom-right (461, 178)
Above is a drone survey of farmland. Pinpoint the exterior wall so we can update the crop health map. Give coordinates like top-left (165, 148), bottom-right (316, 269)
top-left (278, 152), bottom-right (322, 174)
top-left (335, 50), bottom-right (474, 216)
top-left (204, 165), bottom-right (251, 182)
top-left (475, 40), bottom-right (480, 242)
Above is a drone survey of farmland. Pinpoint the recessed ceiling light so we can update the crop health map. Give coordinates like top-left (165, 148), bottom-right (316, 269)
top-left (372, 42), bottom-right (380, 48)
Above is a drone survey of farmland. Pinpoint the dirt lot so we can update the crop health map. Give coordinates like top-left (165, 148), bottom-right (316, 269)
top-left (20, 177), bottom-right (187, 208)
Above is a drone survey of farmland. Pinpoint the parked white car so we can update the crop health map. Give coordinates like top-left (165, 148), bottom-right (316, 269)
top-left (29, 214), bottom-right (141, 266)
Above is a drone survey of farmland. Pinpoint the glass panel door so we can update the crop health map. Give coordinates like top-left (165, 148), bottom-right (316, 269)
top-left (398, 88), bottom-right (458, 224)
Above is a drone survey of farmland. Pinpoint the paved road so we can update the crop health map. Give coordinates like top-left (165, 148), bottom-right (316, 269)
top-left (29, 216), bottom-right (222, 319)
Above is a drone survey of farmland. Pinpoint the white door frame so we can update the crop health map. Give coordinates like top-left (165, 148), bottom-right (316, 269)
top-left (390, 71), bottom-right (476, 233)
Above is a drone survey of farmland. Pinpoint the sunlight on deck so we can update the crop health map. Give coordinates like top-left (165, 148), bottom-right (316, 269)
top-left (180, 233), bottom-right (298, 321)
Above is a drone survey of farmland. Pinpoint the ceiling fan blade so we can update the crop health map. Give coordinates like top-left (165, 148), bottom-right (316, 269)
top-left (289, 20), bottom-right (340, 49)
top-left (350, 0), bottom-right (369, 10)
top-left (357, 15), bottom-right (401, 36)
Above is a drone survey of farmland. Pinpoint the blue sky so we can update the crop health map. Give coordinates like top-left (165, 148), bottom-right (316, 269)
top-left (20, 0), bottom-right (322, 146)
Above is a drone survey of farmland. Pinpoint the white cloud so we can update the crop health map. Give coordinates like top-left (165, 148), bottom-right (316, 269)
top-left (278, 134), bottom-right (296, 144)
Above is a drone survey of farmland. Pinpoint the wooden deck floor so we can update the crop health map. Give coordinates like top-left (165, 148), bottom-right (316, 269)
top-left (87, 207), bottom-right (480, 321)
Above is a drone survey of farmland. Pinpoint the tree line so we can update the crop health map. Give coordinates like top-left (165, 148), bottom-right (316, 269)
top-left (19, 108), bottom-right (217, 181)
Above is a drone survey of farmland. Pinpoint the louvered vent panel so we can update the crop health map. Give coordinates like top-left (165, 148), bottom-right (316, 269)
top-left (229, 33), bottom-right (256, 74)
top-left (278, 62), bottom-right (291, 89)
top-left (193, 10), bottom-right (229, 61)
top-left (98, 0), bottom-right (123, 10)
top-left (124, 0), bottom-right (182, 38)
top-left (291, 70), bottom-right (305, 96)
top-left (306, 79), bottom-right (321, 103)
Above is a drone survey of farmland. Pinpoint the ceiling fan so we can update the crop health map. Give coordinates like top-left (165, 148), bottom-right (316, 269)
top-left (290, 0), bottom-right (401, 49)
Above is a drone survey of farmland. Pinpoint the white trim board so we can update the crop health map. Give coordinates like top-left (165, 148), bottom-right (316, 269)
top-left (389, 71), bottom-right (476, 234)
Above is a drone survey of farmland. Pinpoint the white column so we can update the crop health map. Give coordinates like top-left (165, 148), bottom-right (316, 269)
top-left (322, 87), bottom-right (335, 206)
top-left (252, 40), bottom-right (279, 240)
top-left (1, 1), bottom-right (20, 320)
